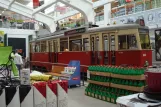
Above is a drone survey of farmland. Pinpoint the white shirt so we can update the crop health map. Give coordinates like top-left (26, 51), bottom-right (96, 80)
top-left (14, 53), bottom-right (23, 65)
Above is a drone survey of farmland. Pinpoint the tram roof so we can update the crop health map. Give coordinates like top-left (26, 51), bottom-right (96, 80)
top-left (31, 24), bottom-right (148, 42)
top-left (88, 24), bottom-right (148, 33)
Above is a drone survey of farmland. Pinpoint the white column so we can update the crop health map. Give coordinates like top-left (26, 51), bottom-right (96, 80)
top-left (104, 2), bottom-right (111, 25)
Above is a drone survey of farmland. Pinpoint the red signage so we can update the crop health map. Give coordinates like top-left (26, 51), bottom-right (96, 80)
top-left (64, 27), bottom-right (86, 36)
top-left (126, 0), bottom-right (132, 2)
top-left (33, 0), bottom-right (40, 8)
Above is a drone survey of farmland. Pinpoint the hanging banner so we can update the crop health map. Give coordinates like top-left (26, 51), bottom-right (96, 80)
top-left (33, 0), bottom-right (39, 9)
top-left (0, 31), bottom-right (4, 46)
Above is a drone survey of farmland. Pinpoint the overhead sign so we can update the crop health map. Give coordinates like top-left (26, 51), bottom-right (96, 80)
top-left (33, 0), bottom-right (39, 8)
top-left (64, 27), bottom-right (86, 36)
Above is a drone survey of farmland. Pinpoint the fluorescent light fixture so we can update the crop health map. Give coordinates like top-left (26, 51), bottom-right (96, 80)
top-left (0, 14), bottom-right (1, 15)
top-left (2, 11), bottom-right (4, 13)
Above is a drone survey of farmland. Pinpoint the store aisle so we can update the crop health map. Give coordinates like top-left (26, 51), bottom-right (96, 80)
top-left (68, 87), bottom-right (117, 107)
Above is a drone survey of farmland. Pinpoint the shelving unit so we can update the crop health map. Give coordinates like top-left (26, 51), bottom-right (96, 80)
top-left (87, 80), bottom-right (110, 87)
top-left (89, 71), bottom-right (111, 77)
top-left (85, 66), bottom-right (146, 104)
top-left (111, 83), bottom-right (144, 92)
top-left (111, 73), bottom-right (145, 80)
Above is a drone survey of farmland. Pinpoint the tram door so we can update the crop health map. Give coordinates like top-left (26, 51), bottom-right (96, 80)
top-left (103, 33), bottom-right (116, 65)
top-left (53, 40), bottom-right (58, 63)
top-left (48, 40), bottom-right (53, 62)
top-left (91, 35), bottom-right (100, 65)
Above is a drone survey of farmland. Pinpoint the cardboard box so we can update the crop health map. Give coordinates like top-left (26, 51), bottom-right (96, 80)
top-left (20, 86), bottom-right (34, 107)
top-left (0, 89), bottom-right (6, 107)
top-left (98, 95), bottom-right (102, 100)
top-left (6, 86), bottom-right (20, 107)
top-left (95, 94), bottom-right (98, 99)
top-left (57, 80), bottom-right (68, 107)
top-left (106, 97), bottom-right (110, 102)
top-left (102, 96), bottom-right (106, 101)
top-left (33, 82), bottom-right (46, 107)
top-left (47, 82), bottom-right (57, 107)
top-left (91, 93), bottom-right (95, 98)
top-left (111, 98), bottom-right (115, 103)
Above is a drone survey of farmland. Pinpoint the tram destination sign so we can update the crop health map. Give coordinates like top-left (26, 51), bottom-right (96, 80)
top-left (64, 27), bottom-right (86, 36)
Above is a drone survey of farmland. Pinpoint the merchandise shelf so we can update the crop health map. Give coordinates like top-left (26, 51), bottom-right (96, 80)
top-left (111, 73), bottom-right (145, 80)
top-left (110, 83), bottom-right (144, 92)
top-left (87, 80), bottom-right (110, 87)
top-left (88, 70), bottom-right (111, 77)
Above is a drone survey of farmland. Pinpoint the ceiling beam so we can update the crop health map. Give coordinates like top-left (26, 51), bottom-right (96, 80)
top-left (8, 0), bottom-right (16, 7)
top-left (32, 0), bottom-right (58, 15)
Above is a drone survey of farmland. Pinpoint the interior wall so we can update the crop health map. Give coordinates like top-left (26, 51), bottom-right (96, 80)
top-left (0, 28), bottom-right (36, 57)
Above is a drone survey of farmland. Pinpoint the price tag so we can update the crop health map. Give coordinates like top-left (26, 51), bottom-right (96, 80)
top-left (87, 70), bottom-right (90, 79)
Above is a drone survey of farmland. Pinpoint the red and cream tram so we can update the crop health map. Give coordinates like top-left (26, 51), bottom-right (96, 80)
top-left (30, 21), bottom-right (152, 73)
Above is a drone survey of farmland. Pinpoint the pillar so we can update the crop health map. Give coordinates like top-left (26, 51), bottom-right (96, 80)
top-left (104, 2), bottom-right (111, 25)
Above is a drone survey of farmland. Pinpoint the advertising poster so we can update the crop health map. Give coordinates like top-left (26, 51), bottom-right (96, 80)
top-left (155, 30), bottom-right (161, 61)
top-left (155, 8), bottom-right (161, 27)
top-left (145, 11), bottom-right (156, 26)
top-left (0, 31), bottom-right (4, 46)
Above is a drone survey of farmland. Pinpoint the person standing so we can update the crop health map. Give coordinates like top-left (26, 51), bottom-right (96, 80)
top-left (14, 49), bottom-right (23, 76)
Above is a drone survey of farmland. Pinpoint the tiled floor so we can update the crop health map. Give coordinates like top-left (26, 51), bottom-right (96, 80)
top-left (68, 86), bottom-right (117, 107)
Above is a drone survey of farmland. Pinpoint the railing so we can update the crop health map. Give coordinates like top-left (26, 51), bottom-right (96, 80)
top-left (0, 21), bottom-right (35, 30)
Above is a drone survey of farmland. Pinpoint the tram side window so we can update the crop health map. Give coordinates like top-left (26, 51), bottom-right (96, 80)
top-left (128, 35), bottom-right (137, 49)
top-left (60, 41), bottom-right (68, 51)
top-left (118, 35), bottom-right (127, 49)
top-left (48, 41), bottom-right (53, 52)
top-left (70, 39), bottom-right (82, 51)
top-left (35, 44), bottom-right (40, 52)
top-left (118, 35), bottom-right (137, 50)
top-left (41, 42), bottom-right (46, 52)
top-left (83, 38), bottom-right (90, 51)
top-left (30, 44), bottom-right (34, 53)
top-left (140, 34), bottom-right (151, 49)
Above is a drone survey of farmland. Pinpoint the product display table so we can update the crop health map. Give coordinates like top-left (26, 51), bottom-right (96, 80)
top-left (117, 93), bottom-right (161, 107)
